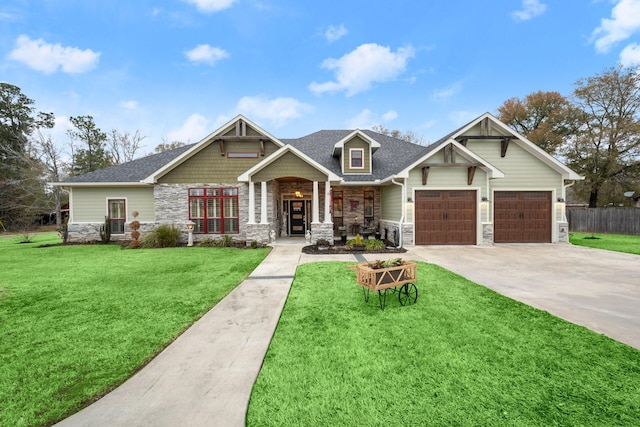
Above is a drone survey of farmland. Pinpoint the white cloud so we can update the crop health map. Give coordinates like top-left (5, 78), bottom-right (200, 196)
top-left (120, 100), bottom-right (138, 110)
top-left (347, 109), bottom-right (398, 129)
top-left (592, 0), bottom-right (640, 53)
top-left (185, 44), bottom-right (229, 65)
top-left (511, 0), bottom-right (547, 21)
top-left (309, 43), bottom-right (415, 96)
top-left (236, 95), bottom-right (313, 127)
top-left (166, 113), bottom-right (210, 143)
top-left (325, 24), bottom-right (348, 43)
top-left (382, 110), bottom-right (398, 122)
top-left (620, 42), bottom-right (640, 66)
top-left (449, 111), bottom-right (480, 126)
top-left (8, 35), bottom-right (100, 74)
top-left (432, 82), bottom-right (463, 99)
top-left (182, 0), bottom-right (237, 13)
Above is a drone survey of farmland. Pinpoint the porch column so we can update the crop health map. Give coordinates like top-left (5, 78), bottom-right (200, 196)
top-left (312, 181), bottom-right (320, 223)
top-left (248, 181), bottom-right (256, 224)
top-left (260, 181), bottom-right (268, 224)
top-left (324, 181), bottom-right (332, 223)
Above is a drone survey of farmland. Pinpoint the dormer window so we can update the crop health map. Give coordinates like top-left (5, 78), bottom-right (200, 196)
top-left (350, 149), bottom-right (364, 169)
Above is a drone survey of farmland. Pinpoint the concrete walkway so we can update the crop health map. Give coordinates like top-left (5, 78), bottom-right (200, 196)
top-left (57, 242), bottom-right (639, 426)
top-left (56, 242), bottom-right (336, 427)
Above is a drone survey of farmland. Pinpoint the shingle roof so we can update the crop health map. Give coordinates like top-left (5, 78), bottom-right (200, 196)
top-left (61, 130), bottom-right (439, 184)
top-left (61, 143), bottom-right (195, 183)
top-left (284, 130), bottom-right (436, 182)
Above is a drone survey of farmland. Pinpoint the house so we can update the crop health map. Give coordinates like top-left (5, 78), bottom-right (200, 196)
top-left (53, 113), bottom-right (583, 246)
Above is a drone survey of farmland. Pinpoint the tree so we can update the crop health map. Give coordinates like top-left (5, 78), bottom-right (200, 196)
top-left (154, 140), bottom-right (186, 153)
top-left (0, 83), bottom-right (54, 228)
top-left (497, 91), bottom-right (581, 154)
top-left (67, 115), bottom-right (111, 175)
top-left (108, 129), bottom-right (146, 164)
top-left (34, 131), bottom-right (68, 228)
top-left (370, 125), bottom-right (425, 145)
top-left (566, 65), bottom-right (640, 207)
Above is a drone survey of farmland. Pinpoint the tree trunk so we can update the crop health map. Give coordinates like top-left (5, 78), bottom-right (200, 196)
top-left (589, 189), bottom-right (599, 208)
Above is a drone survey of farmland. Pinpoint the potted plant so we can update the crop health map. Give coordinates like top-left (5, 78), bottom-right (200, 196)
top-left (316, 238), bottom-right (330, 251)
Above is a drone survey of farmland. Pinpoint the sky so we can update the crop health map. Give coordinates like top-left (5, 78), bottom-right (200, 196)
top-left (2, 0), bottom-right (640, 156)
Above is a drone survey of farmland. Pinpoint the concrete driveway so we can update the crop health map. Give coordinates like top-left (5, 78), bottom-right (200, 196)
top-left (406, 244), bottom-right (640, 350)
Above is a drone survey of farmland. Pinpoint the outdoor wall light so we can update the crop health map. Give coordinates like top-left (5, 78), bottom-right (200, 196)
top-left (407, 197), bottom-right (413, 203)
top-left (481, 196), bottom-right (489, 202)
top-left (186, 220), bottom-right (195, 247)
top-left (557, 197), bottom-right (565, 203)
top-left (294, 190), bottom-right (304, 198)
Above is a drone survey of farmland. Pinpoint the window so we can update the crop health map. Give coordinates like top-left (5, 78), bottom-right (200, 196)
top-left (189, 187), bottom-right (239, 234)
top-left (350, 149), bottom-right (363, 169)
top-left (108, 199), bottom-right (126, 234)
top-left (364, 190), bottom-right (374, 225)
top-left (227, 152), bottom-right (258, 158)
top-left (332, 191), bottom-right (343, 227)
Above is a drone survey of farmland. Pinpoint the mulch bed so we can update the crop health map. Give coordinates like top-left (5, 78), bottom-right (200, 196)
top-left (302, 244), bottom-right (406, 255)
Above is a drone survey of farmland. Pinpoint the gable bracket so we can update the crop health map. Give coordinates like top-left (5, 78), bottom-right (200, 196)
top-left (467, 166), bottom-right (477, 185)
top-left (501, 138), bottom-right (510, 157)
top-left (422, 166), bottom-right (430, 185)
top-left (457, 137), bottom-right (468, 147)
top-left (260, 139), bottom-right (265, 156)
top-left (218, 139), bottom-right (225, 156)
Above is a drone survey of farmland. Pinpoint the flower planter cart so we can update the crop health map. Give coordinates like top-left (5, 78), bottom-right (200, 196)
top-left (350, 260), bottom-right (418, 310)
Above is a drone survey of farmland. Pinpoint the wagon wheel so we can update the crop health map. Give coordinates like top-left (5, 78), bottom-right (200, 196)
top-left (398, 283), bottom-right (418, 306)
top-left (363, 286), bottom-right (370, 302)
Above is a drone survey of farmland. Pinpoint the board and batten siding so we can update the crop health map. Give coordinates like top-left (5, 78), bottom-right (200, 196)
top-left (252, 151), bottom-right (328, 182)
top-left (343, 136), bottom-right (371, 174)
top-left (380, 184), bottom-right (402, 222)
top-left (71, 186), bottom-right (154, 222)
top-left (158, 140), bottom-right (279, 184)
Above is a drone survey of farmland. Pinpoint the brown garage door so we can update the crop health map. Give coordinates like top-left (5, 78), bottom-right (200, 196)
top-left (494, 191), bottom-right (551, 243)
top-left (415, 190), bottom-right (476, 245)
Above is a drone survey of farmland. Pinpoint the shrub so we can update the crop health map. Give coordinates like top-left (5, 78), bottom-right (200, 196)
top-left (365, 239), bottom-right (386, 250)
top-left (141, 224), bottom-right (181, 248)
top-left (98, 216), bottom-right (111, 243)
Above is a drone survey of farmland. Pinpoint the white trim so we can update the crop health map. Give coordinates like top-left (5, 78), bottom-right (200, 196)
top-left (143, 115), bottom-right (286, 184)
top-left (106, 197), bottom-right (128, 235)
top-left (51, 182), bottom-right (151, 187)
top-left (238, 144), bottom-right (340, 182)
top-left (331, 129), bottom-right (381, 157)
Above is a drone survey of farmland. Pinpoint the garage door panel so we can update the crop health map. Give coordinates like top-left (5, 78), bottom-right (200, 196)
top-left (494, 191), bottom-right (551, 243)
top-left (415, 190), bottom-right (476, 245)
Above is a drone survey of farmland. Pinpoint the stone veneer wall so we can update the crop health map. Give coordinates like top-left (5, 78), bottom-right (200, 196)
top-left (66, 222), bottom-right (156, 243)
top-left (310, 222), bottom-right (334, 245)
top-left (482, 223), bottom-right (494, 245)
top-left (558, 221), bottom-right (569, 243)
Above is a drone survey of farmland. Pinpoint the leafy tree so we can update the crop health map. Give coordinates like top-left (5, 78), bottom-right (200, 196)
top-left (67, 115), bottom-right (111, 175)
top-left (0, 83), bottom-right (54, 228)
top-left (108, 129), bottom-right (146, 164)
top-left (33, 131), bottom-right (68, 229)
top-left (370, 125), bottom-right (425, 145)
top-left (497, 91), bottom-right (581, 154)
top-left (566, 65), bottom-right (640, 207)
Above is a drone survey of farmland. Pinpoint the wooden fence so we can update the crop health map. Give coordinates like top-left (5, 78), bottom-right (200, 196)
top-left (567, 207), bottom-right (640, 235)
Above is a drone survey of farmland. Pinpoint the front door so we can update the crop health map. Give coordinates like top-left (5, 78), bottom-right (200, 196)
top-left (289, 200), bottom-right (306, 235)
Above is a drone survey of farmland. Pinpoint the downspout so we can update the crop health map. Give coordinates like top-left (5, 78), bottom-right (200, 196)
top-left (561, 180), bottom-right (576, 223)
top-left (391, 177), bottom-right (405, 247)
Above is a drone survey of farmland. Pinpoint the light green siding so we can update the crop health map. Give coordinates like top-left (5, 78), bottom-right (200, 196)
top-left (252, 152), bottom-right (328, 182)
top-left (381, 184), bottom-right (402, 221)
top-left (158, 140), bottom-right (279, 184)
top-left (407, 165), bottom-right (487, 188)
top-left (343, 136), bottom-right (371, 174)
top-left (466, 140), bottom-right (563, 190)
top-left (71, 186), bottom-right (154, 222)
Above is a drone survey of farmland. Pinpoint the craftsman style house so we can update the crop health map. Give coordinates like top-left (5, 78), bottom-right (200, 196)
top-left (55, 113), bottom-right (582, 246)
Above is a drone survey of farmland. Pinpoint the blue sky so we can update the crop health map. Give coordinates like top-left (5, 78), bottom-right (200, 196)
top-left (2, 0), bottom-right (640, 155)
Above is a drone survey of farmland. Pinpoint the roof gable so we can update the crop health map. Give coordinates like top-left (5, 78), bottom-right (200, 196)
top-left (143, 115), bottom-right (285, 184)
top-left (238, 145), bottom-right (340, 182)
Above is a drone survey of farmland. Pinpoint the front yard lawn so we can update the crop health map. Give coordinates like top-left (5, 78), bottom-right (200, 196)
top-left (0, 233), bottom-right (269, 427)
top-left (570, 232), bottom-right (640, 255)
top-left (248, 261), bottom-right (640, 426)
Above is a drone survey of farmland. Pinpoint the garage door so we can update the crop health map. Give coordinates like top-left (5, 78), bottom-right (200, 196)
top-left (494, 191), bottom-right (551, 243)
top-left (415, 190), bottom-right (476, 245)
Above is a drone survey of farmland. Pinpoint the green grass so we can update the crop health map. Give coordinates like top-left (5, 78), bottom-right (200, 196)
top-left (0, 233), bottom-right (269, 427)
top-left (570, 232), bottom-right (640, 255)
top-left (248, 262), bottom-right (640, 426)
